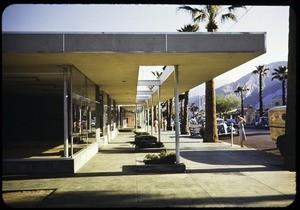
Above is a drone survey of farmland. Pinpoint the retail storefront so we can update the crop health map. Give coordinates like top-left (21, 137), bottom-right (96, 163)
top-left (2, 65), bottom-right (121, 173)
top-left (2, 32), bottom-right (266, 174)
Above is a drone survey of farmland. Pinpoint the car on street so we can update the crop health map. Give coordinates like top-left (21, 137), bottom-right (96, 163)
top-left (255, 116), bottom-right (269, 128)
top-left (217, 118), bottom-right (238, 136)
top-left (199, 118), bottom-right (238, 137)
top-left (225, 119), bottom-right (238, 128)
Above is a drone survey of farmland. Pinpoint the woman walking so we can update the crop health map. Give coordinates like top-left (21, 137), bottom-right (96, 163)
top-left (238, 116), bottom-right (247, 147)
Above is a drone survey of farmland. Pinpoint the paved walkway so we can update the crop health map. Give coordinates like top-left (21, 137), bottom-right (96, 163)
top-left (2, 131), bottom-right (297, 208)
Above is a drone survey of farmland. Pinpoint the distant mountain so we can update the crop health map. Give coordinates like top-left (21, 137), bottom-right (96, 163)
top-left (189, 61), bottom-right (287, 109)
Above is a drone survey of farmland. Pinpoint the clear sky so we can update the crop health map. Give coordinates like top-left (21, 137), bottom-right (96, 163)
top-left (2, 4), bottom-right (290, 94)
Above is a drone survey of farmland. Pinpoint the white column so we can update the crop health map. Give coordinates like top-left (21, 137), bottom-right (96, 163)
top-left (174, 65), bottom-right (180, 164)
top-left (151, 95), bottom-right (154, 136)
top-left (135, 103), bottom-right (137, 130)
top-left (117, 105), bottom-right (121, 128)
top-left (157, 86), bottom-right (161, 142)
top-left (69, 67), bottom-right (73, 157)
top-left (146, 101), bottom-right (149, 133)
top-left (63, 68), bottom-right (69, 158)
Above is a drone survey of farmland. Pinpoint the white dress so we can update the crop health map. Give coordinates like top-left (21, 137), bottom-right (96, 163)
top-left (238, 121), bottom-right (247, 141)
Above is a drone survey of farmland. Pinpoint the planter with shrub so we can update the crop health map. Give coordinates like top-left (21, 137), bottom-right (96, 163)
top-left (135, 151), bottom-right (186, 173)
top-left (134, 131), bottom-right (149, 136)
top-left (143, 151), bottom-right (176, 164)
top-left (130, 135), bottom-right (164, 149)
top-left (118, 128), bottom-right (134, 132)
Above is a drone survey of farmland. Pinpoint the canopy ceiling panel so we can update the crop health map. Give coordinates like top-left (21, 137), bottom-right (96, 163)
top-left (2, 32), bottom-right (266, 105)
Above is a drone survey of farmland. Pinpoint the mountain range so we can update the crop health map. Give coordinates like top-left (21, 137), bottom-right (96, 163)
top-left (189, 60), bottom-right (288, 109)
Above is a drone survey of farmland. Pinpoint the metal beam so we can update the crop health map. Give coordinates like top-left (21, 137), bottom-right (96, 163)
top-left (138, 80), bottom-right (161, 86)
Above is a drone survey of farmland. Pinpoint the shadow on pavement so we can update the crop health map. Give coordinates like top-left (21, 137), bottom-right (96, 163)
top-left (180, 149), bottom-right (284, 170)
top-left (36, 190), bottom-right (296, 208)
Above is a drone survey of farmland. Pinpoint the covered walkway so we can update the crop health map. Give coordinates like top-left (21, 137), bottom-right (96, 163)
top-left (2, 32), bottom-right (266, 173)
top-left (2, 131), bottom-right (296, 208)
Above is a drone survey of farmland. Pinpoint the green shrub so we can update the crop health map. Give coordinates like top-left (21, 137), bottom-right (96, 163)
top-left (88, 132), bottom-right (96, 138)
top-left (119, 128), bottom-right (134, 132)
top-left (135, 135), bottom-right (157, 142)
top-left (130, 135), bottom-right (164, 148)
top-left (134, 131), bottom-right (150, 136)
top-left (143, 151), bottom-right (176, 164)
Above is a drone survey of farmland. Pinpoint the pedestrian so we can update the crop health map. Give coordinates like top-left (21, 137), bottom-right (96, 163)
top-left (154, 119), bottom-right (158, 133)
top-left (162, 118), bottom-right (167, 131)
top-left (238, 116), bottom-right (247, 147)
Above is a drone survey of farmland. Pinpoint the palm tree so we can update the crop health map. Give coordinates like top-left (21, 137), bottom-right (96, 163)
top-left (177, 24), bottom-right (198, 134)
top-left (234, 86), bottom-right (249, 117)
top-left (178, 5), bottom-right (246, 142)
top-left (189, 103), bottom-right (199, 119)
top-left (271, 65), bottom-right (288, 106)
top-left (167, 98), bottom-right (173, 130)
top-left (181, 90), bottom-right (189, 134)
top-left (177, 23), bottom-right (199, 32)
top-left (252, 65), bottom-right (269, 117)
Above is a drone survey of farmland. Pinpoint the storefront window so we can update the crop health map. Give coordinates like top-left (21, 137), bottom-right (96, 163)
top-left (71, 67), bottom-right (97, 146)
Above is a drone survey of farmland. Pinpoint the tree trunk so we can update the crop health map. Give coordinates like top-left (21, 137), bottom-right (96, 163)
top-left (181, 91), bottom-right (189, 134)
top-left (203, 79), bottom-right (219, 142)
top-left (259, 73), bottom-right (263, 117)
top-left (282, 79), bottom-right (286, 106)
top-left (167, 98), bottom-right (173, 130)
top-left (241, 92), bottom-right (244, 117)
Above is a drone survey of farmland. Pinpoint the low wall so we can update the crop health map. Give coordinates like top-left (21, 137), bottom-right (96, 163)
top-left (73, 142), bottom-right (99, 172)
top-left (2, 143), bottom-right (99, 175)
top-left (2, 158), bottom-right (74, 175)
top-left (2, 131), bottom-right (119, 175)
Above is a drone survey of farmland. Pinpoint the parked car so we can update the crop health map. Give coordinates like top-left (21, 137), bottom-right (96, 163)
top-left (200, 118), bottom-right (238, 137)
top-left (217, 118), bottom-right (237, 136)
top-left (225, 119), bottom-right (238, 128)
top-left (255, 116), bottom-right (269, 128)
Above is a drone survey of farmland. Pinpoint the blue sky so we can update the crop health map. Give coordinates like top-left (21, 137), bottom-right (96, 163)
top-left (2, 4), bottom-right (290, 94)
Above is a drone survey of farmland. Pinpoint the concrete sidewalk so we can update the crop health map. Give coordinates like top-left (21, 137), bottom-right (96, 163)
top-left (2, 131), bottom-right (296, 208)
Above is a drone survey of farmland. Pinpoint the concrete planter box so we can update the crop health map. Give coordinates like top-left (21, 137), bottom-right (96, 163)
top-left (135, 163), bottom-right (186, 173)
top-left (134, 147), bottom-right (166, 153)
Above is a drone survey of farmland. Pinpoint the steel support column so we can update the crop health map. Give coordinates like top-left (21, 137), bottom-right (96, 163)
top-left (63, 68), bottom-right (69, 158)
top-left (157, 86), bottom-right (161, 142)
top-left (174, 65), bottom-right (180, 164)
top-left (151, 95), bottom-right (154, 136)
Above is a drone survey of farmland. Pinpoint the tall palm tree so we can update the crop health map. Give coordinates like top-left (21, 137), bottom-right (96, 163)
top-left (167, 98), bottom-right (173, 130)
top-left (177, 23), bottom-right (198, 134)
top-left (178, 5), bottom-right (246, 142)
top-left (189, 103), bottom-right (199, 119)
top-left (181, 90), bottom-right (189, 134)
top-left (252, 65), bottom-right (269, 117)
top-left (177, 23), bottom-right (199, 32)
top-left (234, 86), bottom-right (249, 117)
top-left (271, 65), bottom-right (288, 106)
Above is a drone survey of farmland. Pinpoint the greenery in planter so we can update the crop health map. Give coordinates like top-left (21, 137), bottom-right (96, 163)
top-left (134, 131), bottom-right (149, 136)
top-left (143, 151), bottom-right (176, 164)
top-left (130, 135), bottom-right (164, 148)
top-left (118, 128), bottom-right (134, 132)
top-left (88, 132), bottom-right (96, 138)
top-left (119, 128), bottom-right (134, 132)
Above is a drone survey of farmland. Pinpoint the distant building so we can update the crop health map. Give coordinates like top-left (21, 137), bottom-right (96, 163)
top-left (255, 89), bottom-right (284, 110)
top-left (272, 94), bottom-right (284, 107)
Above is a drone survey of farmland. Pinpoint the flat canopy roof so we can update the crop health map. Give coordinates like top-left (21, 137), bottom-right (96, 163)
top-left (2, 32), bottom-right (266, 105)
